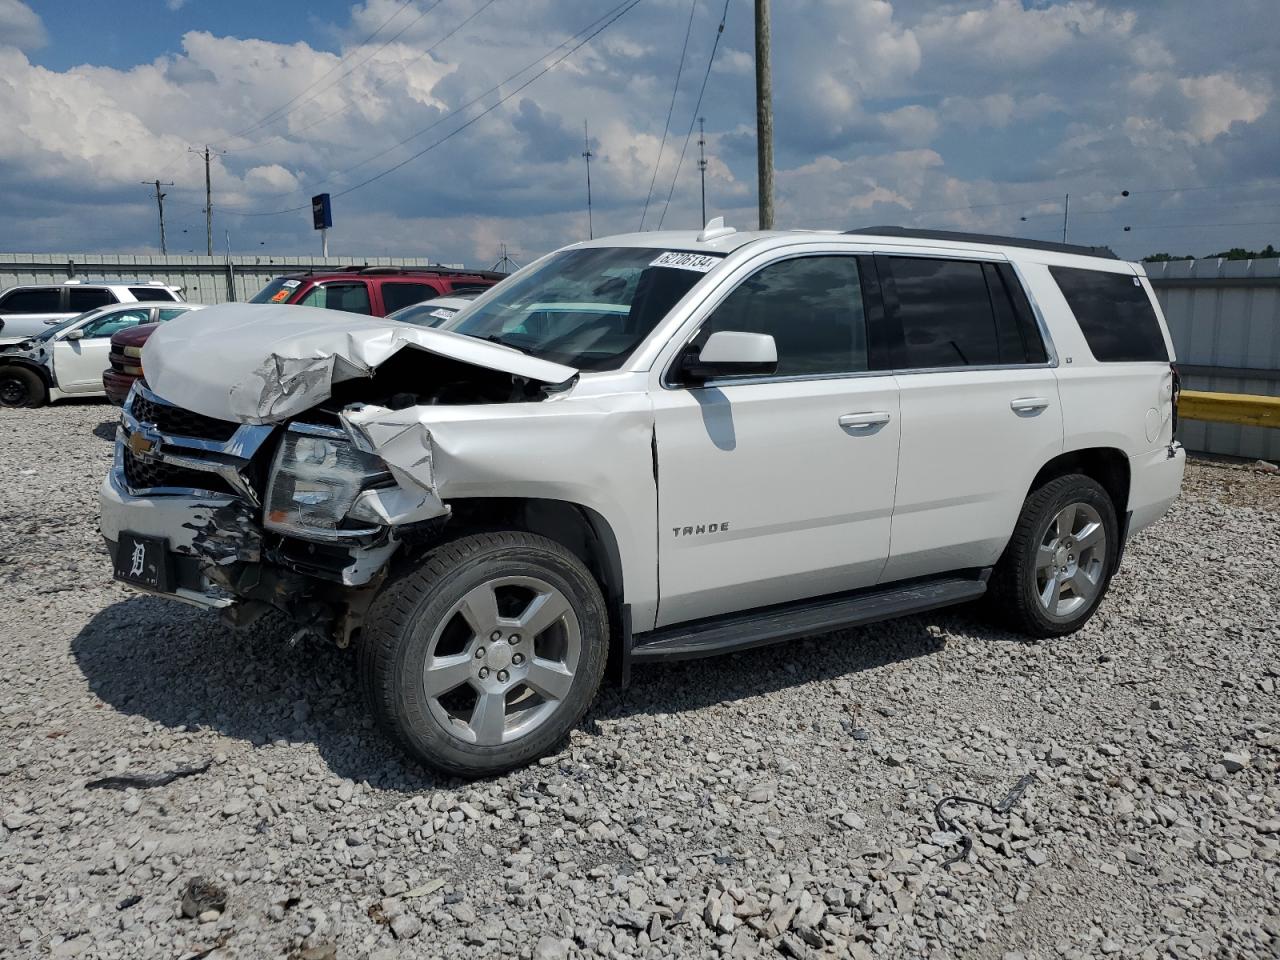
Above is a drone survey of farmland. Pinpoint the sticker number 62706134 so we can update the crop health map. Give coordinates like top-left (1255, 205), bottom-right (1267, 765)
top-left (650, 251), bottom-right (720, 272)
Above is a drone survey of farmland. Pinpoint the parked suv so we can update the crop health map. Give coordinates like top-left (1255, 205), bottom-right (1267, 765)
top-left (99, 223), bottom-right (1184, 775)
top-left (0, 280), bottom-right (183, 343)
top-left (248, 265), bottom-right (505, 314)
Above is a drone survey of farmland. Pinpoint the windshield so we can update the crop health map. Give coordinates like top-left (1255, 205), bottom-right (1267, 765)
top-left (249, 277), bottom-right (304, 304)
top-left (386, 302), bottom-right (461, 328)
top-left (442, 247), bottom-right (722, 370)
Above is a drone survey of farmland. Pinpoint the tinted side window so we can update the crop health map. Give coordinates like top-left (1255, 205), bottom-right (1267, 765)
top-left (1050, 267), bottom-right (1168, 362)
top-left (70, 288), bottom-right (116, 311)
top-left (82, 308), bottom-right (152, 338)
top-left (129, 287), bottom-right (178, 302)
top-left (995, 263), bottom-right (1048, 364)
top-left (158, 308), bottom-right (191, 322)
top-left (299, 283), bottom-right (372, 314)
top-left (885, 257), bottom-right (1000, 368)
top-left (1, 288), bottom-right (62, 313)
top-left (381, 282), bottom-right (439, 313)
top-left (699, 256), bottom-right (867, 377)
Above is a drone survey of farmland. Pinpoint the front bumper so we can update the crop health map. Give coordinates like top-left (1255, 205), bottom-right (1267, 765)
top-left (99, 467), bottom-right (239, 609)
top-left (102, 369), bottom-right (136, 405)
top-left (102, 384), bottom-right (403, 613)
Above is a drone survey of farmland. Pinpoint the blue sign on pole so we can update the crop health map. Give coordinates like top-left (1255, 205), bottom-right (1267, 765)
top-left (311, 193), bottom-right (333, 230)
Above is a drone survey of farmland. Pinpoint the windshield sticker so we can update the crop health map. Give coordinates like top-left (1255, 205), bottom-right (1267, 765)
top-left (270, 290), bottom-right (292, 303)
top-left (282, 279), bottom-right (301, 288)
top-left (430, 308), bottom-right (457, 320)
top-left (650, 251), bottom-right (719, 273)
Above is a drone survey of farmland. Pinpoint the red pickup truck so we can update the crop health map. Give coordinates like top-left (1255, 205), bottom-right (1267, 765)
top-left (103, 265), bottom-right (504, 403)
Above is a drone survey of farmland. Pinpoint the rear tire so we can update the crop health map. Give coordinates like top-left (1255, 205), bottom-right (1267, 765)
top-left (0, 366), bottom-right (47, 408)
top-left (986, 473), bottom-right (1119, 638)
top-left (360, 532), bottom-right (609, 777)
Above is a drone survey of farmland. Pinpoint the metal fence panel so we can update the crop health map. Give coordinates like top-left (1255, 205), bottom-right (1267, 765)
top-left (1147, 257), bottom-right (1280, 462)
top-left (0, 253), bottom-right (441, 306)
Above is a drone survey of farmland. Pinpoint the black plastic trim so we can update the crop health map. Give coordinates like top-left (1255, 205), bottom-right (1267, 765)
top-left (631, 571), bottom-right (989, 662)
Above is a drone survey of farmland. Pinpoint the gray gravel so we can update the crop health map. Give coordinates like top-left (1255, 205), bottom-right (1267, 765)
top-left (2, 401), bottom-right (1278, 960)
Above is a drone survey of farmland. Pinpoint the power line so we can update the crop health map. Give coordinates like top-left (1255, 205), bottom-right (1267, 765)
top-left (221, 0), bottom-right (501, 156)
top-left (1119, 220), bottom-right (1280, 231)
top-left (224, 0), bottom-right (644, 218)
top-left (582, 119), bottom-right (594, 240)
top-left (222, 0), bottom-right (421, 144)
top-left (305, 1), bottom-right (636, 194)
top-left (638, 0), bottom-right (697, 231)
top-left (656, 0), bottom-right (730, 229)
top-left (905, 178), bottom-right (1280, 220)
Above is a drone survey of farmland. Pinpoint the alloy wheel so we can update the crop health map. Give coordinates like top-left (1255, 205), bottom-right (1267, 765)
top-left (1034, 501), bottom-right (1107, 620)
top-left (421, 575), bottom-right (581, 746)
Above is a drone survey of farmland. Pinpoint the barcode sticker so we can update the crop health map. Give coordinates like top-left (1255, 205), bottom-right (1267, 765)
top-left (650, 251), bottom-right (719, 272)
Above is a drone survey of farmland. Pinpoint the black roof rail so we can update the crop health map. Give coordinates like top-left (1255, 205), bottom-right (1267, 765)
top-left (282, 265), bottom-right (509, 280)
top-left (844, 226), bottom-right (1119, 260)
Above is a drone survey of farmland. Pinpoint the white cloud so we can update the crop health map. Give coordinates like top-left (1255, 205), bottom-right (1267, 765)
top-left (915, 0), bottom-right (1136, 71)
top-left (0, 0), bottom-right (46, 51)
top-left (1178, 73), bottom-right (1271, 143)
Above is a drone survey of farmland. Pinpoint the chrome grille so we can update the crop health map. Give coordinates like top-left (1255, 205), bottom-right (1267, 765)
top-left (131, 392), bottom-right (238, 442)
top-left (116, 385), bottom-right (273, 503)
top-left (122, 446), bottom-right (237, 497)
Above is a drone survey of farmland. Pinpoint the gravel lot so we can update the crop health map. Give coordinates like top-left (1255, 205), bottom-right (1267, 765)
top-left (2, 401), bottom-right (1278, 960)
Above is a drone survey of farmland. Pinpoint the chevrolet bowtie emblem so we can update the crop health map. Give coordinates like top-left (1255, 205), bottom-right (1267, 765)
top-left (128, 432), bottom-right (156, 458)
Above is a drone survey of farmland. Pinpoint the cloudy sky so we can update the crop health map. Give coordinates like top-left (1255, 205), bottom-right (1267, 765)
top-left (1, 0), bottom-right (1276, 266)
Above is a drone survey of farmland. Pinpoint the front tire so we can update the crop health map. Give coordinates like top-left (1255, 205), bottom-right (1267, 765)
top-left (360, 532), bottom-right (609, 777)
top-left (0, 366), bottom-right (47, 408)
top-left (986, 473), bottom-right (1119, 638)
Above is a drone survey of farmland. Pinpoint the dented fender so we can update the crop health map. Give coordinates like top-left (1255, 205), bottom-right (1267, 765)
top-left (340, 389), bottom-right (660, 628)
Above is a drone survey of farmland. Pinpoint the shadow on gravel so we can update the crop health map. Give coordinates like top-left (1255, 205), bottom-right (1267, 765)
top-left (92, 420), bottom-right (117, 442)
top-left (70, 596), bottom-right (445, 790)
top-left (71, 595), bottom-right (995, 787)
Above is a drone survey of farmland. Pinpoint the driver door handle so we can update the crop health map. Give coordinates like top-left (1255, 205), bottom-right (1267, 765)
top-left (839, 411), bottom-right (891, 429)
top-left (1010, 397), bottom-right (1051, 413)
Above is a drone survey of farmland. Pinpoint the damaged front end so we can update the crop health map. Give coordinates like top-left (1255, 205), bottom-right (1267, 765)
top-left (99, 302), bottom-right (580, 645)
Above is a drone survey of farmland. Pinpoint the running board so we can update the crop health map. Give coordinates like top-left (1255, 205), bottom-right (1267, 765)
top-left (630, 572), bottom-right (989, 663)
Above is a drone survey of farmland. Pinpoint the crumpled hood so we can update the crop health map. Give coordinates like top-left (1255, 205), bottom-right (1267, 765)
top-left (142, 302), bottom-right (577, 423)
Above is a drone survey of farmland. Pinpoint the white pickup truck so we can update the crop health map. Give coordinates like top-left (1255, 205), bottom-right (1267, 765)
top-left (99, 222), bottom-right (1184, 775)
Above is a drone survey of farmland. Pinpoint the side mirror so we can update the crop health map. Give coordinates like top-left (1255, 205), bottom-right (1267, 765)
top-left (678, 330), bottom-right (778, 382)
top-left (65, 329), bottom-right (84, 341)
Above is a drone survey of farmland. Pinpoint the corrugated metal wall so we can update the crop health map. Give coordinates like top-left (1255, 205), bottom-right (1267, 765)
top-left (0, 253), bottom-right (441, 305)
top-left (1147, 257), bottom-right (1280, 461)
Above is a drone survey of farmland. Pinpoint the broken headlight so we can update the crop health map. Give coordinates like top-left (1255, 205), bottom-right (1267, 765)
top-left (265, 425), bottom-right (390, 538)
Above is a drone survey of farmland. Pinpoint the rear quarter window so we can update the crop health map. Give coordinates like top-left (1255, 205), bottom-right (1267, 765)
top-left (1049, 266), bottom-right (1168, 362)
top-left (129, 287), bottom-right (179, 302)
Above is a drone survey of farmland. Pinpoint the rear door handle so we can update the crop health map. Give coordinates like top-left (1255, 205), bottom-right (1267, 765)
top-left (1010, 397), bottom-right (1050, 413)
top-left (839, 411), bottom-right (891, 429)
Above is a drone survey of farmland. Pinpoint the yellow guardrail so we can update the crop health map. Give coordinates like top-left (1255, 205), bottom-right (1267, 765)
top-left (1180, 390), bottom-right (1280, 429)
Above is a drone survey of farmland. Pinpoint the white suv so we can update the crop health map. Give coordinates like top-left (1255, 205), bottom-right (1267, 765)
top-left (0, 280), bottom-right (183, 344)
top-left (98, 223), bottom-right (1184, 775)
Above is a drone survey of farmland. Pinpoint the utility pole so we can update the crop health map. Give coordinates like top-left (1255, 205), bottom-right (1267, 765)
top-left (142, 179), bottom-right (174, 254)
top-left (190, 145), bottom-right (214, 255)
top-left (582, 120), bottom-right (594, 240)
top-left (697, 117), bottom-right (708, 226)
top-left (754, 0), bottom-right (775, 230)
top-left (1062, 193), bottom-right (1070, 243)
